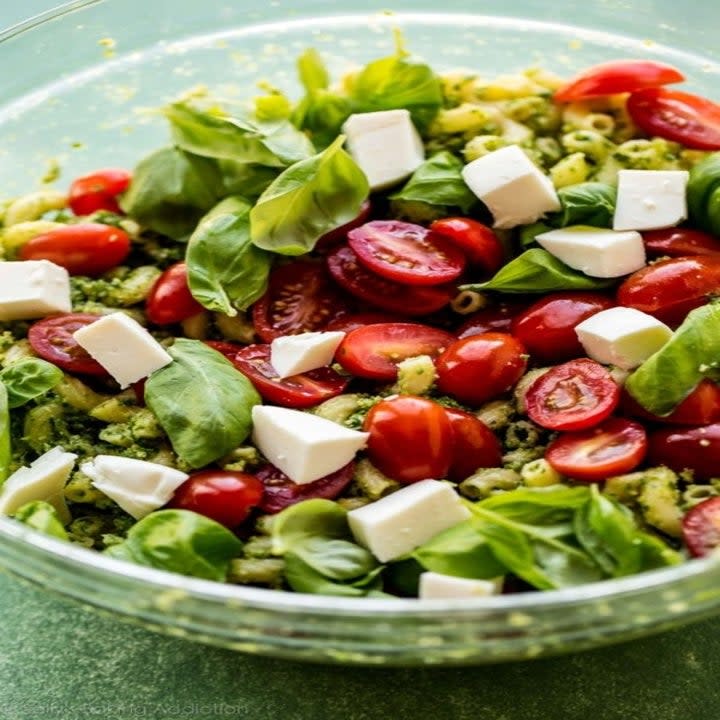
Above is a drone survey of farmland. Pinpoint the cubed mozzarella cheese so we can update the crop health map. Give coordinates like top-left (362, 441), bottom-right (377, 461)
top-left (575, 307), bottom-right (672, 370)
top-left (81, 455), bottom-right (189, 519)
top-left (418, 572), bottom-right (503, 600)
top-left (73, 312), bottom-right (173, 388)
top-left (251, 405), bottom-right (368, 485)
top-left (347, 480), bottom-right (470, 562)
top-left (270, 331), bottom-right (346, 379)
top-left (461, 145), bottom-right (561, 228)
top-left (0, 447), bottom-right (77, 519)
top-left (343, 109), bottom-right (425, 191)
top-left (0, 260), bottom-right (71, 321)
top-left (613, 169), bottom-right (689, 231)
top-left (536, 225), bottom-right (646, 278)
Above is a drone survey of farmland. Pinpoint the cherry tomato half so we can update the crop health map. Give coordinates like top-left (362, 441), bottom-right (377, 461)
top-left (348, 220), bottom-right (466, 286)
top-left (326, 245), bottom-right (455, 315)
top-left (553, 60), bottom-right (684, 103)
top-left (68, 168), bottom-right (132, 216)
top-left (336, 323), bottom-right (454, 381)
top-left (326, 311), bottom-right (409, 333)
top-left (204, 340), bottom-right (244, 362)
top-left (643, 228), bottom-right (720, 259)
top-left (621, 380), bottom-right (720, 426)
top-left (28, 313), bottom-right (108, 376)
top-left (682, 497), bottom-right (720, 558)
top-left (315, 199), bottom-right (372, 250)
top-left (525, 359), bottom-right (619, 431)
top-left (456, 299), bottom-right (529, 339)
top-left (232, 344), bottom-right (348, 408)
top-left (627, 87), bottom-right (720, 151)
top-left (616, 255), bottom-right (720, 327)
top-left (445, 408), bottom-right (502, 482)
top-left (252, 260), bottom-right (352, 342)
top-left (511, 292), bottom-right (614, 364)
top-left (546, 417), bottom-right (647, 482)
top-left (19, 223), bottom-right (131, 277)
top-left (145, 262), bottom-right (204, 325)
top-left (648, 423), bottom-right (720, 480)
top-left (435, 333), bottom-right (528, 406)
top-left (430, 217), bottom-right (504, 274)
top-left (363, 396), bottom-right (454, 484)
top-left (168, 470), bottom-right (264, 528)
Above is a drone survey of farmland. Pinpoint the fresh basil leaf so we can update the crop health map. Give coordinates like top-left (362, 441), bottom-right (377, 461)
top-left (297, 48), bottom-right (330, 93)
top-left (389, 152), bottom-right (476, 213)
top-left (218, 160), bottom-right (278, 199)
top-left (0, 383), bottom-right (10, 485)
top-left (625, 301), bottom-right (720, 416)
top-left (164, 101), bottom-right (314, 167)
top-left (294, 91), bottom-right (353, 150)
top-left (104, 509), bottom-right (242, 581)
top-left (531, 541), bottom-right (605, 588)
top-left (1, 358), bottom-right (63, 409)
top-left (13, 500), bottom-right (68, 540)
top-left (186, 196), bottom-right (272, 316)
top-left (518, 222), bottom-right (551, 248)
top-left (271, 498), bottom-right (349, 554)
top-left (480, 485), bottom-right (591, 525)
top-left (250, 135), bottom-right (369, 255)
top-left (687, 152), bottom-right (720, 236)
top-left (548, 182), bottom-right (617, 228)
top-left (120, 146), bottom-right (224, 240)
top-left (145, 339), bottom-right (261, 468)
top-left (284, 552), bottom-right (372, 596)
top-left (295, 536), bottom-right (377, 581)
top-left (462, 248), bottom-right (616, 294)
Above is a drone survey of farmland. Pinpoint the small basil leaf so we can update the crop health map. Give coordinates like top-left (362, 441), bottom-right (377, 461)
top-left (218, 160), bottom-right (278, 199)
top-left (186, 196), bottom-right (273, 316)
top-left (293, 91), bottom-right (353, 150)
top-left (0, 358), bottom-right (63, 408)
top-left (687, 152), bottom-right (720, 236)
top-left (295, 536), bottom-right (377, 581)
top-left (283, 552), bottom-right (369, 596)
top-left (480, 485), bottom-right (591, 525)
top-left (145, 339), bottom-right (261, 468)
top-left (271, 499), bottom-right (349, 554)
top-left (297, 48), bottom-right (330, 93)
top-left (548, 182), bottom-right (617, 228)
top-left (519, 222), bottom-right (551, 249)
top-left (13, 500), bottom-right (68, 541)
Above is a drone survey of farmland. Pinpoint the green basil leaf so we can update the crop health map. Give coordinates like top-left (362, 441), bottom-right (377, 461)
top-left (295, 536), bottom-right (377, 581)
top-left (389, 151), bottom-right (477, 213)
top-left (145, 339), bottom-right (261, 468)
top-left (625, 301), bottom-right (720, 416)
top-left (548, 182), bottom-right (617, 228)
top-left (250, 135), bottom-right (369, 255)
top-left (120, 146), bottom-right (224, 240)
top-left (105, 509), bottom-right (242, 581)
top-left (271, 498), bottom-right (349, 554)
top-left (461, 248), bottom-right (616, 294)
top-left (687, 152), bottom-right (720, 236)
top-left (186, 196), bottom-right (272, 316)
top-left (0, 383), bottom-right (10, 485)
top-left (13, 500), bottom-right (68, 541)
top-left (518, 222), bottom-right (551, 248)
top-left (0, 358), bottom-right (63, 409)
top-left (283, 551), bottom-right (371, 596)
top-left (293, 91), bottom-right (353, 150)
top-left (480, 485), bottom-right (591, 524)
top-left (297, 48), bottom-right (330, 93)
top-left (218, 160), bottom-right (278, 199)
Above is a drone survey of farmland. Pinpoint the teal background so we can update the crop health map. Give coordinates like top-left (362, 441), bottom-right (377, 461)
top-left (1, 3), bottom-right (720, 719)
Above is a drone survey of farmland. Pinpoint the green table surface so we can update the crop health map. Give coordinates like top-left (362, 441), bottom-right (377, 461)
top-left (2, 3), bottom-right (720, 719)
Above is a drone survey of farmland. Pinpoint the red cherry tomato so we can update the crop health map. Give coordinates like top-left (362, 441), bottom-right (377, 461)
top-left (252, 260), bottom-right (352, 343)
top-left (525, 359), bottom-right (620, 431)
top-left (336, 323), bottom-right (454, 381)
top-left (616, 255), bottom-right (720, 326)
top-left (553, 60), bottom-right (684, 103)
top-left (643, 228), bottom-right (720, 259)
top-left (430, 217), bottom-right (504, 274)
top-left (204, 340), bottom-right (243, 362)
top-left (326, 245), bottom-right (455, 315)
top-left (315, 199), bottom-right (372, 250)
top-left (231, 344), bottom-right (348, 408)
top-left (145, 262), bottom-right (204, 326)
top-left (168, 470), bottom-right (264, 528)
top-left (648, 423), bottom-right (720, 480)
top-left (456, 299), bottom-right (528, 339)
top-left (682, 497), bottom-right (720, 558)
top-left (347, 220), bottom-right (466, 286)
top-left (28, 313), bottom-right (108, 376)
top-left (435, 333), bottom-right (528, 406)
top-left (363, 396), bottom-right (454, 484)
top-left (68, 168), bottom-right (132, 216)
top-left (19, 223), bottom-right (131, 277)
top-left (257, 462), bottom-right (355, 514)
top-left (511, 292), bottom-right (614, 364)
top-left (444, 408), bottom-right (502, 481)
top-left (621, 380), bottom-right (720, 426)
top-left (627, 88), bottom-right (720, 150)
top-left (546, 418), bottom-right (647, 482)
top-left (326, 311), bottom-right (409, 333)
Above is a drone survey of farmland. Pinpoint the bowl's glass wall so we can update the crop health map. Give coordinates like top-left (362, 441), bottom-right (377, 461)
top-left (1, 0), bottom-right (720, 665)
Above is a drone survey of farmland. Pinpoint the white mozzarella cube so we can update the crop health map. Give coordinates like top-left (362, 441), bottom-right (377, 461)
top-left (575, 307), bottom-right (672, 370)
top-left (347, 480), bottom-right (471, 563)
top-left (536, 225), bottom-right (646, 278)
top-left (613, 169), bottom-right (689, 231)
top-left (0, 260), bottom-right (71, 321)
top-left (73, 312), bottom-right (173, 388)
top-left (81, 455), bottom-right (189, 519)
top-left (270, 331), bottom-right (346, 379)
top-left (419, 572), bottom-right (503, 600)
top-left (0, 447), bottom-right (77, 519)
top-left (461, 145), bottom-right (561, 228)
top-left (251, 406), bottom-right (369, 485)
top-left (343, 109), bottom-right (425, 191)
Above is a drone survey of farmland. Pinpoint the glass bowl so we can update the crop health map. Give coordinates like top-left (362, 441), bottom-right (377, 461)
top-left (1, 0), bottom-right (720, 666)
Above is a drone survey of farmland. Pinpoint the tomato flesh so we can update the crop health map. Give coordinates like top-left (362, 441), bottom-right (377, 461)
top-left (145, 262), bottom-right (204, 325)
top-left (445, 408), bottom-right (502, 481)
top-left (621, 380), bottom-right (720, 426)
top-left (546, 418), bottom-right (647, 482)
top-left (648, 423), bottom-right (720, 480)
top-left (643, 228), bottom-right (720, 259)
top-left (69, 168), bottom-right (132, 216)
top-left (456, 299), bottom-right (528, 339)
top-left (429, 217), bottom-right (504, 274)
top-left (326, 311), bottom-right (409, 333)
top-left (336, 323), bottom-right (454, 381)
top-left (682, 497), bottom-right (720, 558)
